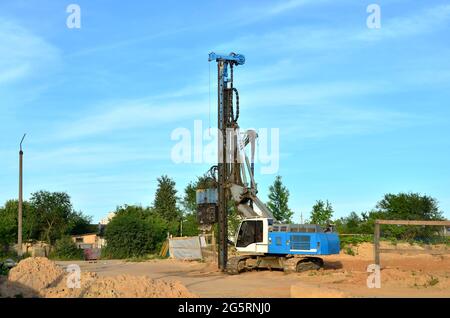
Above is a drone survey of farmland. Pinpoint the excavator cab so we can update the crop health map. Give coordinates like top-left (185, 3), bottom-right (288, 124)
top-left (235, 219), bottom-right (266, 253)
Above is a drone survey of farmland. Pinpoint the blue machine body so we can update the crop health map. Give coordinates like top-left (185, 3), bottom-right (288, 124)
top-left (208, 52), bottom-right (245, 65)
top-left (268, 231), bottom-right (340, 255)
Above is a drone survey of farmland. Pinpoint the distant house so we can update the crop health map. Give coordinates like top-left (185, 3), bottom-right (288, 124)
top-left (71, 224), bottom-right (106, 249)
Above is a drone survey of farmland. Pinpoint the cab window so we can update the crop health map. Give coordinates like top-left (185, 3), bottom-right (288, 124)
top-left (236, 220), bottom-right (264, 247)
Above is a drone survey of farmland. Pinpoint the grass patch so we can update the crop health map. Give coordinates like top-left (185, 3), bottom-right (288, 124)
top-left (427, 276), bottom-right (439, 287)
top-left (339, 235), bottom-right (372, 255)
top-left (344, 246), bottom-right (356, 256)
top-left (339, 235), bottom-right (372, 249)
top-left (124, 254), bottom-right (166, 262)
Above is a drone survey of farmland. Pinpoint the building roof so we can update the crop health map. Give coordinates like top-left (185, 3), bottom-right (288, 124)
top-left (71, 233), bottom-right (98, 237)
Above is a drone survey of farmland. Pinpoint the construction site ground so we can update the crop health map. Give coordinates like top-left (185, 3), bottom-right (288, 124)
top-left (54, 242), bottom-right (450, 298)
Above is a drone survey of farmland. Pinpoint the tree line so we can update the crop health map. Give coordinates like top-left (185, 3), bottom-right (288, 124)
top-left (0, 191), bottom-right (93, 251)
top-left (1, 174), bottom-right (447, 259)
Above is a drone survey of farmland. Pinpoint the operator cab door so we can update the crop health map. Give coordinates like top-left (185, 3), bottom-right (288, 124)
top-left (235, 219), bottom-right (267, 253)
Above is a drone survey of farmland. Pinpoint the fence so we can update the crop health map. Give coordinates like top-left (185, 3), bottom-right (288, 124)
top-left (374, 219), bottom-right (450, 266)
top-left (167, 233), bottom-right (217, 261)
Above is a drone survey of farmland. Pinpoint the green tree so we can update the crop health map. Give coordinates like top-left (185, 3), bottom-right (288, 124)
top-left (181, 181), bottom-right (197, 214)
top-left (103, 205), bottom-right (167, 259)
top-left (181, 213), bottom-right (200, 237)
top-left (30, 191), bottom-right (73, 244)
top-left (68, 211), bottom-right (94, 235)
top-left (180, 181), bottom-right (200, 236)
top-left (376, 193), bottom-right (442, 220)
top-left (1, 192), bottom-right (92, 252)
top-left (0, 200), bottom-right (37, 249)
top-left (51, 236), bottom-right (83, 260)
top-left (0, 203), bottom-right (17, 249)
top-left (374, 192), bottom-right (444, 240)
top-left (335, 211), bottom-right (362, 234)
top-left (153, 175), bottom-right (181, 223)
top-left (228, 201), bottom-right (242, 238)
top-left (267, 175), bottom-right (294, 223)
top-left (310, 200), bottom-right (334, 226)
top-left (29, 191), bottom-right (91, 244)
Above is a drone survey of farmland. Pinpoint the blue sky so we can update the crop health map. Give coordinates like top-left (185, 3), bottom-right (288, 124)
top-left (1, 0), bottom-right (449, 222)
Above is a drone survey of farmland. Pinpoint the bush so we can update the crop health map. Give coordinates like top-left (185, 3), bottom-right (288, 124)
top-left (103, 209), bottom-right (167, 259)
top-left (50, 236), bottom-right (83, 260)
top-left (0, 266), bottom-right (9, 276)
top-left (339, 234), bottom-right (373, 249)
top-left (0, 248), bottom-right (17, 260)
top-left (344, 246), bottom-right (356, 256)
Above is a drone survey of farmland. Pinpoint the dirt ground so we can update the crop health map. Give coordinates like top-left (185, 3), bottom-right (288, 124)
top-left (0, 257), bottom-right (195, 298)
top-left (51, 242), bottom-right (450, 298)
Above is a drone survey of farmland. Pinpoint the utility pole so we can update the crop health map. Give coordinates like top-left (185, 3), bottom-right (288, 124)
top-left (18, 133), bottom-right (26, 257)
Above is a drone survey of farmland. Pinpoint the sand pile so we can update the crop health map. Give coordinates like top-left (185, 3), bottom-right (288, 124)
top-left (1, 257), bottom-right (195, 298)
top-left (44, 274), bottom-right (195, 298)
top-left (87, 275), bottom-right (192, 298)
top-left (0, 257), bottom-right (64, 297)
top-left (340, 242), bottom-right (445, 259)
top-left (8, 257), bottom-right (64, 291)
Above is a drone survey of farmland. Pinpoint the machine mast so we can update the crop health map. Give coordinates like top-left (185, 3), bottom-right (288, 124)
top-left (209, 52), bottom-right (245, 271)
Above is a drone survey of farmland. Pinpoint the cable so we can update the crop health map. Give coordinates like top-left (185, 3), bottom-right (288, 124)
top-left (233, 88), bottom-right (239, 122)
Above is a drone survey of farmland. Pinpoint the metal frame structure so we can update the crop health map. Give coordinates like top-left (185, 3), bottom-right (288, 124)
top-left (208, 52), bottom-right (245, 271)
top-left (374, 219), bottom-right (450, 266)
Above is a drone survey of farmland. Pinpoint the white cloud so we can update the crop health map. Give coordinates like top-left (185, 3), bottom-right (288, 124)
top-left (280, 104), bottom-right (426, 139)
top-left (57, 98), bottom-right (208, 139)
top-left (0, 18), bottom-right (61, 84)
top-left (242, 80), bottom-right (393, 108)
top-left (236, 0), bottom-right (329, 25)
top-left (27, 144), bottom-right (169, 169)
top-left (217, 4), bottom-right (450, 55)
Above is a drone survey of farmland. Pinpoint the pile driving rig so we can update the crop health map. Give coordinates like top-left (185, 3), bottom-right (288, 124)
top-left (196, 52), bottom-right (340, 274)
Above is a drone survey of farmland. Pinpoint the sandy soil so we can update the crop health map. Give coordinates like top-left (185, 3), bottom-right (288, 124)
top-left (52, 243), bottom-right (450, 298)
top-left (0, 257), bottom-right (195, 298)
top-left (2, 243), bottom-right (449, 298)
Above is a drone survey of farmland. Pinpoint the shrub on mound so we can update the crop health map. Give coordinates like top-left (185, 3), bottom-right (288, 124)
top-left (103, 208), bottom-right (167, 259)
top-left (50, 236), bottom-right (84, 260)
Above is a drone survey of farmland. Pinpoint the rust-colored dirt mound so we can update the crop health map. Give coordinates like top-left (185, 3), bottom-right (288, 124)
top-left (1, 257), bottom-right (64, 297)
top-left (0, 257), bottom-right (195, 298)
top-left (44, 274), bottom-right (195, 298)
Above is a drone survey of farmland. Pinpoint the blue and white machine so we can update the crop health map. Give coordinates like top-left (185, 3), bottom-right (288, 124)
top-left (228, 217), bottom-right (340, 274)
top-left (198, 52), bottom-right (340, 274)
top-left (236, 218), bottom-right (340, 256)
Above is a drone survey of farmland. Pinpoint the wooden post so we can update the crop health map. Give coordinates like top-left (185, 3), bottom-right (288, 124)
top-left (374, 222), bottom-right (380, 266)
top-left (212, 229), bottom-right (217, 260)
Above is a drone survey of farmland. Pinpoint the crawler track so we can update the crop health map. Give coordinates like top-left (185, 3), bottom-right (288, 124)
top-left (226, 256), bottom-right (250, 275)
top-left (226, 255), bottom-right (324, 274)
top-left (283, 257), bottom-right (324, 273)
